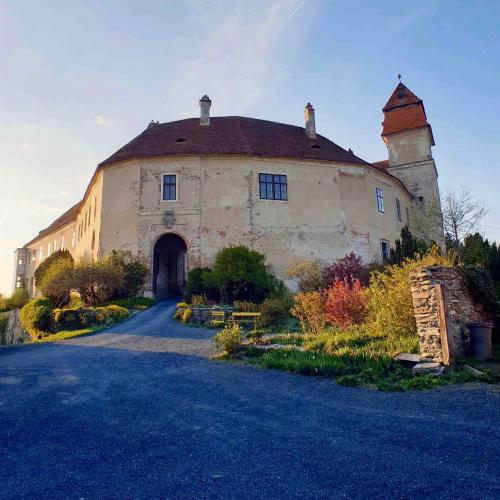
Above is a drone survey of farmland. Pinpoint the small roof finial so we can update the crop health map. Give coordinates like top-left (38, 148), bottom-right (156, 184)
top-left (398, 73), bottom-right (402, 83)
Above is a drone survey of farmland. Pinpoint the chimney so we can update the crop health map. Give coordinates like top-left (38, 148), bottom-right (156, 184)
top-left (304, 103), bottom-right (316, 139)
top-left (199, 95), bottom-right (212, 126)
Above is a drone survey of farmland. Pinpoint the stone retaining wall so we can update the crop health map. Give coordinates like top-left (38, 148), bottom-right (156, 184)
top-left (190, 307), bottom-right (234, 325)
top-left (410, 266), bottom-right (488, 363)
top-left (0, 310), bottom-right (29, 345)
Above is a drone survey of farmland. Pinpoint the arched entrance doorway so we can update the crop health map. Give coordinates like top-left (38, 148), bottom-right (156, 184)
top-left (152, 234), bottom-right (187, 300)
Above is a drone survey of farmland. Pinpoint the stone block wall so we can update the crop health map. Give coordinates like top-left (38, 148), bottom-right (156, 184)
top-left (0, 310), bottom-right (29, 345)
top-left (410, 266), bottom-right (488, 363)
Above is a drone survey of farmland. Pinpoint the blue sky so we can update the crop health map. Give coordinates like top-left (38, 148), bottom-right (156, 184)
top-left (1, 0), bottom-right (499, 295)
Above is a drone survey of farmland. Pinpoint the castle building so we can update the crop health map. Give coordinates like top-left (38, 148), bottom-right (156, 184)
top-left (13, 82), bottom-right (443, 298)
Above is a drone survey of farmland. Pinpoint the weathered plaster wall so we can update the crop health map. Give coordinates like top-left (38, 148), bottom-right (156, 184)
top-left (410, 266), bottom-right (488, 362)
top-left (385, 128), bottom-right (444, 246)
top-left (23, 171), bottom-right (104, 297)
top-left (97, 155), bottom-right (412, 294)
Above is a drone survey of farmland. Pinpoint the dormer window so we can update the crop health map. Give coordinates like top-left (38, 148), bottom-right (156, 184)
top-left (311, 144), bottom-right (320, 149)
top-left (397, 92), bottom-right (405, 101)
top-left (176, 137), bottom-right (186, 143)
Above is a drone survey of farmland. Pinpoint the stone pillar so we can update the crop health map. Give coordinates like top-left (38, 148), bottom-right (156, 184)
top-left (410, 266), bottom-right (489, 363)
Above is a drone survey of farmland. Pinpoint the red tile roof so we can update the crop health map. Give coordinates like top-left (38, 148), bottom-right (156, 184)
top-left (100, 116), bottom-right (370, 167)
top-left (383, 82), bottom-right (422, 111)
top-left (382, 104), bottom-right (430, 136)
top-left (371, 160), bottom-right (389, 172)
top-left (25, 201), bottom-right (82, 247)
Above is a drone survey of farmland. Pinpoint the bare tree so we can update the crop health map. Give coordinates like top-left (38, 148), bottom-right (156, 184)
top-left (442, 187), bottom-right (488, 243)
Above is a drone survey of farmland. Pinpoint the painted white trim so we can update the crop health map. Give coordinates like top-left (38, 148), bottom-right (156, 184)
top-left (160, 172), bottom-right (179, 202)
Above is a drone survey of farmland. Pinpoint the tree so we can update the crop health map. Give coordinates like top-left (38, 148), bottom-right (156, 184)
top-left (34, 250), bottom-right (74, 287)
top-left (489, 242), bottom-right (500, 281)
top-left (286, 259), bottom-right (324, 292)
top-left (389, 226), bottom-right (428, 265)
top-left (105, 250), bottom-right (148, 298)
top-left (461, 233), bottom-right (491, 267)
top-left (211, 246), bottom-right (271, 303)
top-left (38, 259), bottom-right (75, 308)
top-left (73, 261), bottom-right (124, 306)
top-left (442, 187), bottom-right (488, 244)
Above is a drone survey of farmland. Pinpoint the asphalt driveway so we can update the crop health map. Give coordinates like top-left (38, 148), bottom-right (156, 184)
top-left (1, 301), bottom-right (499, 499)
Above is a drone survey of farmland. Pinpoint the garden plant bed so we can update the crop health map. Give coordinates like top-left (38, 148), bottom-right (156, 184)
top-left (240, 328), bottom-right (478, 391)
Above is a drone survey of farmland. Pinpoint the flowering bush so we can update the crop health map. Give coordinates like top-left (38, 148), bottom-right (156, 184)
top-left (290, 291), bottom-right (327, 335)
top-left (324, 279), bottom-right (367, 328)
top-left (366, 246), bottom-right (453, 341)
top-left (211, 324), bottom-right (242, 355)
top-left (323, 252), bottom-right (365, 287)
top-left (286, 259), bottom-right (324, 292)
top-left (182, 308), bottom-right (192, 323)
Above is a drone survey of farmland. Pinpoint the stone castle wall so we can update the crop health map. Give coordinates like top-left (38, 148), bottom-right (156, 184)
top-left (410, 266), bottom-right (488, 363)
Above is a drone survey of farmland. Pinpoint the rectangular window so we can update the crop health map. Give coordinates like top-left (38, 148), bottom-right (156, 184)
top-left (53, 240), bottom-right (57, 252)
top-left (32, 252), bottom-right (36, 262)
top-left (376, 188), bottom-right (384, 213)
top-left (396, 198), bottom-right (402, 222)
top-left (72, 230), bottom-right (76, 248)
top-left (259, 173), bottom-right (288, 201)
top-left (61, 235), bottom-right (65, 250)
top-left (94, 197), bottom-right (97, 218)
top-left (39, 247), bottom-right (43, 261)
top-left (18, 258), bottom-right (23, 265)
top-left (162, 174), bottom-right (177, 201)
top-left (406, 206), bottom-right (410, 223)
top-left (381, 240), bottom-right (389, 263)
top-left (47, 242), bottom-right (51, 256)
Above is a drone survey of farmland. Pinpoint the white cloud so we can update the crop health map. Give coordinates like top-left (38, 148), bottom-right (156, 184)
top-left (167, 0), bottom-right (312, 117)
top-left (58, 190), bottom-right (70, 197)
top-left (95, 114), bottom-right (113, 126)
top-left (19, 200), bottom-right (60, 212)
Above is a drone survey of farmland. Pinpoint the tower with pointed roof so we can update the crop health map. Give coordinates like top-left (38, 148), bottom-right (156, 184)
top-left (379, 81), bottom-right (444, 245)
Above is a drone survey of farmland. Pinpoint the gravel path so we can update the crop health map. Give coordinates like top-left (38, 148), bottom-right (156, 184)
top-left (0, 301), bottom-right (499, 499)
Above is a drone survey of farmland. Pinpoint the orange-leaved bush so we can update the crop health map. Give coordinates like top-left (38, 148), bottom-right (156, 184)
top-left (291, 290), bottom-right (327, 334)
top-left (324, 279), bottom-right (367, 328)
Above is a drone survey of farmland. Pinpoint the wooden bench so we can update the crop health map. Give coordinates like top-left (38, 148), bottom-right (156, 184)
top-left (228, 312), bottom-right (261, 331)
top-left (210, 310), bottom-right (226, 328)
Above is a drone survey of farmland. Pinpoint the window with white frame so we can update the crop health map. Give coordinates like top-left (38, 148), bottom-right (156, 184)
top-left (72, 230), bottom-right (76, 248)
top-left (396, 198), bottom-right (402, 222)
top-left (376, 188), bottom-right (384, 213)
top-left (161, 174), bottom-right (177, 201)
top-left (53, 239), bottom-right (57, 252)
top-left (259, 173), bottom-right (288, 201)
top-left (39, 247), bottom-right (43, 261)
top-left (61, 235), bottom-right (65, 250)
top-left (47, 242), bottom-right (51, 256)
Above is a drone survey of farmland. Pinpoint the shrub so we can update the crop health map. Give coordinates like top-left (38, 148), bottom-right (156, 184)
top-left (52, 308), bottom-right (85, 330)
top-left (366, 246), bottom-right (453, 342)
top-left (211, 246), bottom-right (271, 303)
top-left (0, 316), bottom-right (8, 344)
top-left (286, 259), bottom-right (324, 292)
top-left (19, 298), bottom-right (52, 339)
top-left (185, 267), bottom-right (219, 302)
top-left (173, 303), bottom-right (188, 320)
top-left (73, 260), bottom-right (124, 306)
top-left (0, 289), bottom-right (29, 311)
top-left (211, 324), bottom-right (242, 355)
top-left (324, 279), bottom-right (367, 328)
top-left (105, 305), bottom-right (130, 321)
top-left (182, 308), bottom-right (192, 323)
top-left (106, 250), bottom-right (148, 299)
top-left (34, 250), bottom-right (74, 287)
top-left (190, 294), bottom-right (208, 307)
top-left (323, 252), bottom-right (365, 287)
top-left (259, 297), bottom-right (293, 328)
top-left (233, 300), bottom-right (258, 312)
top-left (103, 297), bottom-right (155, 309)
top-left (291, 291), bottom-right (327, 335)
top-left (38, 259), bottom-right (75, 308)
